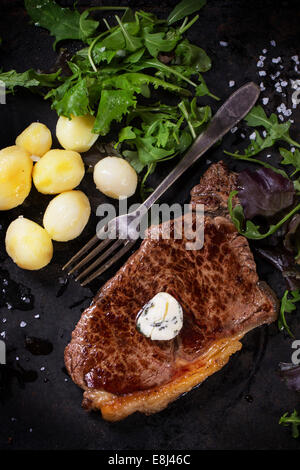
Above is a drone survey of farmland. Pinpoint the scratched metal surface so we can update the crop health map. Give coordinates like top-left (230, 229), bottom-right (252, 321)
top-left (0, 0), bottom-right (300, 450)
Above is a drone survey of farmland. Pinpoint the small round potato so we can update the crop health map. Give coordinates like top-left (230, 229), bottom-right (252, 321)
top-left (16, 122), bottom-right (52, 157)
top-left (5, 217), bottom-right (53, 270)
top-left (93, 156), bottom-right (137, 199)
top-left (43, 190), bottom-right (91, 241)
top-left (0, 146), bottom-right (33, 210)
top-left (33, 149), bottom-right (85, 194)
top-left (56, 115), bottom-right (99, 153)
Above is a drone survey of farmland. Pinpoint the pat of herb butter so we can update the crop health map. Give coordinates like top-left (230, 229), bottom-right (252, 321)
top-left (136, 292), bottom-right (183, 341)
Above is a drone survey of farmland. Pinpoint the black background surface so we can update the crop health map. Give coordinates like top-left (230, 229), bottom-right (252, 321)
top-left (0, 0), bottom-right (300, 450)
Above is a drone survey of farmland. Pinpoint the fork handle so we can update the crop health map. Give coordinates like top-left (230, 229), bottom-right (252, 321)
top-left (141, 82), bottom-right (260, 211)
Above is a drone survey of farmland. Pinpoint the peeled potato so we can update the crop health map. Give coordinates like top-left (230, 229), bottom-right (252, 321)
top-left (56, 115), bottom-right (98, 152)
top-left (0, 146), bottom-right (33, 210)
top-left (16, 122), bottom-right (52, 157)
top-left (33, 149), bottom-right (85, 194)
top-left (43, 190), bottom-right (91, 241)
top-left (5, 217), bottom-right (53, 270)
top-left (93, 156), bottom-right (137, 199)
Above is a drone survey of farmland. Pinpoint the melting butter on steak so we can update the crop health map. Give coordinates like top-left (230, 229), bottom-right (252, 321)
top-left (65, 162), bottom-right (278, 420)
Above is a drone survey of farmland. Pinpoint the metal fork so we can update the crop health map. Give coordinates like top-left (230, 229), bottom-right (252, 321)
top-left (63, 82), bottom-right (260, 286)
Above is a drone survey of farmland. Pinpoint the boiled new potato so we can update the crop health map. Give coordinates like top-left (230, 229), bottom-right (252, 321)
top-left (16, 122), bottom-right (52, 157)
top-left (93, 156), bottom-right (137, 199)
top-left (43, 190), bottom-right (91, 241)
top-left (33, 149), bottom-right (85, 194)
top-left (5, 217), bottom-right (53, 270)
top-left (0, 146), bottom-right (33, 210)
top-left (56, 115), bottom-right (99, 153)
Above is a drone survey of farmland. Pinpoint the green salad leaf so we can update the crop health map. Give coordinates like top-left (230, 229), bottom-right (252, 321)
top-left (167, 0), bottom-right (206, 25)
top-left (278, 290), bottom-right (300, 337)
top-left (94, 90), bottom-right (137, 135)
top-left (25, 0), bottom-right (99, 48)
top-left (0, 69), bottom-right (60, 92)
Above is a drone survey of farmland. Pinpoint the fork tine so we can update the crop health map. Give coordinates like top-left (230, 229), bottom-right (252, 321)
top-left (80, 240), bottom-right (136, 286)
top-left (75, 238), bottom-right (124, 282)
top-left (67, 237), bottom-right (112, 275)
top-left (62, 234), bottom-right (99, 271)
top-left (62, 223), bottom-right (108, 272)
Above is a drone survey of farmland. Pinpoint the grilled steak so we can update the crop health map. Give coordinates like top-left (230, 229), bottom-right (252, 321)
top-left (65, 162), bottom-right (278, 421)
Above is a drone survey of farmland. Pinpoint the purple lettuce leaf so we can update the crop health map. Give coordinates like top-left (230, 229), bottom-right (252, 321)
top-left (255, 247), bottom-right (300, 290)
top-left (238, 167), bottom-right (295, 219)
top-left (279, 362), bottom-right (300, 392)
top-left (284, 214), bottom-right (300, 263)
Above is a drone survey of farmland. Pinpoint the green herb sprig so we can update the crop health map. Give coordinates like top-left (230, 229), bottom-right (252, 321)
top-left (279, 410), bottom-right (300, 438)
top-left (278, 289), bottom-right (300, 337)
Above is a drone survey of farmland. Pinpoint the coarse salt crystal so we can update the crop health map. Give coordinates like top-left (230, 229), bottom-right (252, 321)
top-left (229, 80), bottom-right (235, 87)
top-left (281, 81), bottom-right (288, 87)
top-left (292, 55), bottom-right (299, 64)
top-left (262, 49), bottom-right (267, 54)
top-left (249, 132), bottom-right (256, 140)
top-left (219, 41), bottom-right (228, 47)
top-left (257, 60), bottom-right (264, 68)
top-left (20, 321), bottom-right (27, 328)
top-left (278, 115), bottom-right (284, 121)
top-left (275, 86), bottom-right (282, 93)
top-left (272, 57), bottom-right (281, 64)
top-left (260, 82), bottom-right (266, 91)
top-left (262, 97), bottom-right (269, 105)
top-left (259, 71), bottom-right (266, 76)
top-left (270, 40), bottom-right (276, 46)
top-left (231, 127), bottom-right (238, 133)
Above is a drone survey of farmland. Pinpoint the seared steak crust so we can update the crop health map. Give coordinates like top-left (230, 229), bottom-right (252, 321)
top-left (65, 162), bottom-right (278, 418)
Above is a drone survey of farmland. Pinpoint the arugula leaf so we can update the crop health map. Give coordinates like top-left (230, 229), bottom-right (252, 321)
top-left (280, 147), bottom-right (300, 177)
top-left (278, 290), bottom-right (300, 336)
top-left (119, 126), bottom-right (136, 143)
top-left (102, 72), bottom-right (189, 96)
top-left (143, 30), bottom-right (180, 58)
top-left (115, 15), bottom-right (143, 52)
top-left (53, 78), bottom-right (89, 118)
top-left (93, 89), bottom-right (137, 135)
top-left (25, 0), bottom-right (98, 48)
top-left (228, 190), bottom-right (300, 240)
top-left (175, 39), bottom-right (211, 72)
top-left (0, 69), bottom-right (60, 93)
top-left (279, 410), bottom-right (300, 438)
top-left (122, 150), bottom-right (145, 173)
top-left (167, 0), bottom-right (206, 25)
top-left (224, 151), bottom-right (289, 177)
